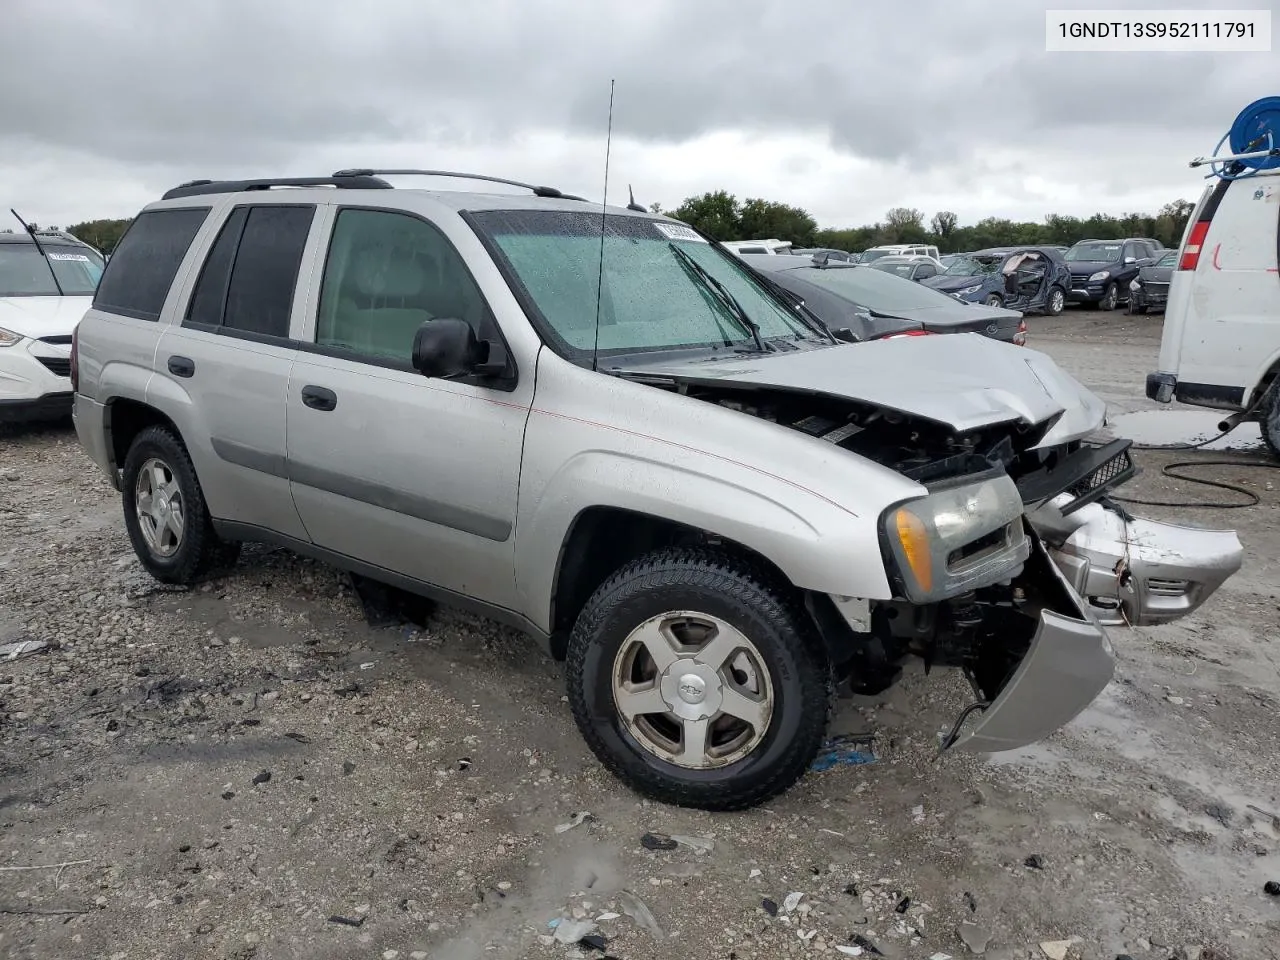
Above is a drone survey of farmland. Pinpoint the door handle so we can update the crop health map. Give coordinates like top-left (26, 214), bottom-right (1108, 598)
top-left (167, 355), bottom-right (195, 378)
top-left (300, 385), bottom-right (337, 412)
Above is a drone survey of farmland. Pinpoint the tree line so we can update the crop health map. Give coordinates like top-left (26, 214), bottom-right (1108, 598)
top-left (19, 193), bottom-right (1197, 258)
top-left (660, 191), bottom-right (1197, 253)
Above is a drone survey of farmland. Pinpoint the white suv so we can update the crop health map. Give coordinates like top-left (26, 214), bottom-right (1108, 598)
top-left (0, 230), bottom-right (105, 423)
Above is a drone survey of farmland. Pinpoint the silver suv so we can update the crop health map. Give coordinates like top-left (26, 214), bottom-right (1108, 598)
top-left (72, 170), bottom-right (1244, 810)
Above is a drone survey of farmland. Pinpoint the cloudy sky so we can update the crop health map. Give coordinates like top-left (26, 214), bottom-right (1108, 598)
top-left (2, 0), bottom-right (1274, 232)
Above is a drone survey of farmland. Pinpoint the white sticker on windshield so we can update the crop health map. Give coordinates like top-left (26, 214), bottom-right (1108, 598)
top-left (47, 252), bottom-right (90, 261)
top-left (653, 222), bottom-right (707, 243)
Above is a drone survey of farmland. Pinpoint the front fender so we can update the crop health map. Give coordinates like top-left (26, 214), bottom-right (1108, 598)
top-left (514, 447), bottom-right (897, 635)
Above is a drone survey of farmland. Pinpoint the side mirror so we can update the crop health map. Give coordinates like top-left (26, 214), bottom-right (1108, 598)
top-left (1124, 256), bottom-right (1136, 264)
top-left (412, 319), bottom-right (506, 379)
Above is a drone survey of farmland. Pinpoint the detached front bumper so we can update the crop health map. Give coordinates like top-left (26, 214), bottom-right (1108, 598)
top-left (947, 498), bottom-right (1242, 754)
top-left (1037, 496), bottom-right (1243, 627)
top-left (948, 534), bottom-right (1114, 753)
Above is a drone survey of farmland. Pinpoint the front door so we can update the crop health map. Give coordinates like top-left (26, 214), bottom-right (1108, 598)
top-left (284, 206), bottom-right (533, 610)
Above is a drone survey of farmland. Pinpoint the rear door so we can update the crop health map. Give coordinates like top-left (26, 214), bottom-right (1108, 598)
top-left (284, 204), bottom-right (533, 609)
top-left (1179, 178), bottom-right (1280, 400)
top-left (155, 202), bottom-right (319, 540)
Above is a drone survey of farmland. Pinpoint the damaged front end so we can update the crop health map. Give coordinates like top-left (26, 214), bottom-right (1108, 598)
top-left (835, 436), bottom-right (1243, 755)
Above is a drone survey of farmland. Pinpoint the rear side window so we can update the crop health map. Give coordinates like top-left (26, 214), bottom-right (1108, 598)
top-left (183, 205), bottom-right (314, 338)
top-left (92, 207), bottom-right (210, 321)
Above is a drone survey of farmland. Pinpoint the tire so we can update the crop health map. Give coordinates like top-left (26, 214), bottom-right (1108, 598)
top-left (1262, 385), bottom-right (1280, 460)
top-left (565, 546), bottom-right (834, 811)
top-left (1098, 282), bottom-right (1119, 311)
top-left (121, 425), bottom-right (240, 584)
top-left (1046, 286), bottom-right (1066, 316)
top-left (1127, 294), bottom-right (1147, 315)
top-left (984, 293), bottom-right (1003, 307)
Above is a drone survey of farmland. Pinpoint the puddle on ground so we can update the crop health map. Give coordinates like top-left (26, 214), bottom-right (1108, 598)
top-left (1107, 410), bottom-right (1264, 452)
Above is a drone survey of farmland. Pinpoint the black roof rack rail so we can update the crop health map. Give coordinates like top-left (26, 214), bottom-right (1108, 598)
top-left (332, 168), bottom-right (589, 202)
top-left (161, 175), bottom-right (394, 201)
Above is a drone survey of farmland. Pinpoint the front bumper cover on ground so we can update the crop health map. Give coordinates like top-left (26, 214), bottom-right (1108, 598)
top-left (947, 534), bottom-right (1115, 754)
top-left (947, 498), bottom-right (1242, 754)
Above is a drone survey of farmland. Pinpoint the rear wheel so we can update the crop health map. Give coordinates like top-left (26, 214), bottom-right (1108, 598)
top-left (1127, 293), bottom-right (1147, 315)
top-left (121, 426), bottom-right (240, 584)
top-left (1098, 282), bottom-right (1119, 311)
top-left (1262, 385), bottom-right (1280, 459)
top-left (565, 547), bottom-right (834, 811)
top-left (1046, 286), bottom-right (1066, 316)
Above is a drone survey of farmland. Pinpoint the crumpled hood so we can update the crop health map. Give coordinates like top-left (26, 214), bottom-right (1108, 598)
top-left (921, 274), bottom-right (991, 293)
top-left (620, 334), bottom-right (1106, 449)
top-left (0, 296), bottom-right (92, 339)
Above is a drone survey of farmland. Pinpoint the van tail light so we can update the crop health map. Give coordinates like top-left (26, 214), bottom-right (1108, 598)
top-left (1179, 221), bottom-right (1210, 271)
top-left (69, 326), bottom-right (79, 392)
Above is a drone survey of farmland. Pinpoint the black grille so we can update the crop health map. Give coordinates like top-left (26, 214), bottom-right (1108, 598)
top-left (37, 356), bottom-right (72, 378)
top-left (1066, 446), bottom-right (1134, 501)
top-left (37, 334), bottom-right (73, 345)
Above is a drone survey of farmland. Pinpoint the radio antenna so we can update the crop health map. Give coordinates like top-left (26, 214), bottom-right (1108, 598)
top-left (591, 79), bottom-right (615, 373)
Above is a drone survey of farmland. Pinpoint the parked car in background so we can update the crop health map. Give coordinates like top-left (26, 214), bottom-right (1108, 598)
top-left (1148, 166), bottom-right (1280, 456)
top-left (794, 247), bottom-right (854, 262)
top-left (0, 228), bottom-right (105, 422)
top-left (1127, 248), bottom-right (1178, 314)
top-left (864, 254), bottom-right (944, 282)
top-left (922, 246), bottom-right (1070, 315)
top-left (739, 253), bottom-right (1026, 345)
top-left (1063, 238), bottom-right (1161, 310)
top-left (860, 243), bottom-right (941, 263)
top-left (722, 238), bottom-right (794, 256)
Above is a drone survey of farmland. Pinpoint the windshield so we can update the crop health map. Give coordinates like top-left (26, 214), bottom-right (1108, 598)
top-left (798, 264), bottom-right (970, 313)
top-left (943, 255), bottom-right (1002, 277)
top-left (858, 249), bottom-right (895, 263)
top-left (868, 260), bottom-right (917, 278)
top-left (0, 243), bottom-right (105, 296)
top-left (468, 211), bottom-right (813, 357)
top-left (1066, 242), bottom-right (1122, 262)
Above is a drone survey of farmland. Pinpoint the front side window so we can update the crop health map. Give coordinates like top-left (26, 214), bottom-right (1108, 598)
top-left (467, 210), bottom-right (811, 358)
top-left (0, 243), bottom-right (104, 297)
top-left (316, 208), bottom-right (489, 363)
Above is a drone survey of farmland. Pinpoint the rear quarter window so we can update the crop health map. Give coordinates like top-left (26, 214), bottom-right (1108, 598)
top-left (92, 207), bottom-right (211, 321)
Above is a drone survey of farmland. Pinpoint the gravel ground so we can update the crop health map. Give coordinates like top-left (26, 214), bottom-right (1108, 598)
top-left (2, 309), bottom-right (1279, 960)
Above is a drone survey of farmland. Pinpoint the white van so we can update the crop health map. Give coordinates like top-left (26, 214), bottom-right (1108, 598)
top-left (1146, 167), bottom-right (1280, 454)
top-left (860, 243), bottom-right (942, 264)
top-left (722, 239), bottom-right (794, 256)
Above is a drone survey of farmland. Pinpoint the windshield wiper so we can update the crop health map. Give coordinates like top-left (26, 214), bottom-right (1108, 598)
top-left (668, 243), bottom-right (769, 353)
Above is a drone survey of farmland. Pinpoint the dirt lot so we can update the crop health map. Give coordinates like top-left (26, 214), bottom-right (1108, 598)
top-left (2, 309), bottom-right (1279, 960)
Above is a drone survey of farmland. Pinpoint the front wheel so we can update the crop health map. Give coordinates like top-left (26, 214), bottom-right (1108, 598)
top-left (1127, 293), bottom-right (1147, 315)
top-left (984, 293), bottom-right (1003, 307)
top-left (1046, 286), bottom-right (1066, 316)
top-left (121, 426), bottom-right (240, 584)
top-left (566, 547), bottom-right (834, 811)
top-left (1098, 282), bottom-right (1119, 311)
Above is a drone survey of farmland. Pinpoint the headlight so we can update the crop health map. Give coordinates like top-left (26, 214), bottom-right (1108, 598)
top-left (958, 284), bottom-right (982, 296)
top-left (881, 473), bottom-right (1029, 603)
top-left (0, 326), bottom-right (23, 348)
top-left (1129, 279), bottom-right (1141, 291)
top-left (1089, 270), bottom-right (1110, 282)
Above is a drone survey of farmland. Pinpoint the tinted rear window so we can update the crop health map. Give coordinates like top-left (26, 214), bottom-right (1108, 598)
top-left (221, 206), bottom-right (314, 338)
top-left (92, 207), bottom-right (211, 321)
